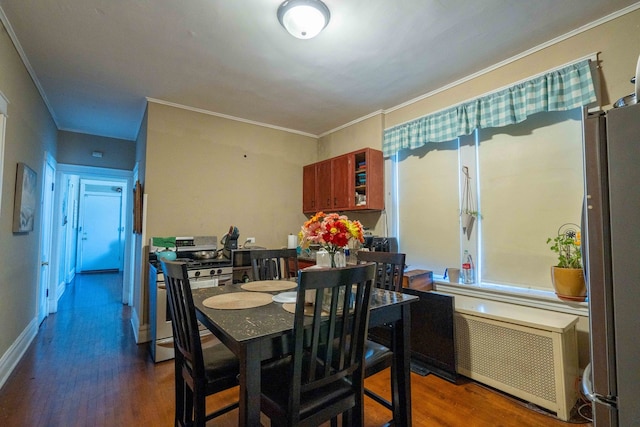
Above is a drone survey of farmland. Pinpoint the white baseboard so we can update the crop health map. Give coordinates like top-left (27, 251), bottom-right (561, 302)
top-left (47, 280), bottom-right (67, 313)
top-left (130, 308), bottom-right (150, 344)
top-left (65, 268), bottom-right (75, 284)
top-left (0, 318), bottom-right (38, 390)
top-left (56, 280), bottom-right (66, 299)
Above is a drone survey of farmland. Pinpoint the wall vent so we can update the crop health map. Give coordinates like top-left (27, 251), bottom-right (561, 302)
top-left (455, 310), bottom-right (579, 421)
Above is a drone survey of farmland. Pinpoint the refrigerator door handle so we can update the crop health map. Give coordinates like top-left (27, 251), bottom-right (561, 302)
top-left (582, 363), bottom-right (618, 407)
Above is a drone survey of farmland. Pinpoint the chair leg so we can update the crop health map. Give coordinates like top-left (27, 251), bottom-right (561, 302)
top-left (174, 378), bottom-right (181, 426)
top-left (193, 384), bottom-right (207, 427)
top-left (174, 358), bottom-right (183, 426)
top-left (184, 385), bottom-right (194, 426)
top-left (175, 374), bottom-right (187, 426)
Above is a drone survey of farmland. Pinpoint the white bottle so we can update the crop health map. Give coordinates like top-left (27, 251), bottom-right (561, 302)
top-left (462, 250), bottom-right (475, 284)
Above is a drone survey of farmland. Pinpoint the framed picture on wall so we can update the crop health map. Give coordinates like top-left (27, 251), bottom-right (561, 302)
top-left (13, 162), bottom-right (37, 233)
top-left (133, 180), bottom-right (143, 234)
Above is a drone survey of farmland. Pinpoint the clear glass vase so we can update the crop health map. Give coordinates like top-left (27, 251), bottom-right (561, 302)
top-left (329, 249), bottom-right (345, 268)
top-left (318, 248), bottom-right (345, 268)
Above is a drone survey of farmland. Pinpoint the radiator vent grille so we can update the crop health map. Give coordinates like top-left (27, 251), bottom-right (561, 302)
top-left (455, 315), bottom-right (557, 402)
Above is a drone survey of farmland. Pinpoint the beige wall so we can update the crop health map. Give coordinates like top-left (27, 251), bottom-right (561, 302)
top-left (57, 130), bottom-right (136, 170)
top-left (318, 114), bottom-right (383, 159)
top-left (134, 102), bottom-right (317, 329)
top-left (144, 102), bottom-right (316, 241)
top-left (0, 21), bottom-right (57, 357)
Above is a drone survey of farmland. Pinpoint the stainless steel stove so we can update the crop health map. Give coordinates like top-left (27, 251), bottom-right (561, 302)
top-left (149, 236), bottom-right (232, 362)
top-left (151, 236), bottom-right (233, 286)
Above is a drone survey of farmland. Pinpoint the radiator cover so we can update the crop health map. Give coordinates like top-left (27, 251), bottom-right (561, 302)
top-left (454, 307), bottom-right (579, 421)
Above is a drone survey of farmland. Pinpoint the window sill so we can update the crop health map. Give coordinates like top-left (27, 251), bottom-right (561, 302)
top-left (432, 277), bottom-right (588, 317)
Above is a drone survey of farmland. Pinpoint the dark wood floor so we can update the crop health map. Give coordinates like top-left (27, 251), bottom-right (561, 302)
top-left (0, 272), bottom-right (593, 426)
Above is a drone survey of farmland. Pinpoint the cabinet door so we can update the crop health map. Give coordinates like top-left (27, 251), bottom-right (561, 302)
top-left (353, 148), bottom-right (384, 211)
top-left (302, 164), bottom-right (317, 213)
top-left (365, 148), bottom-right (384, 210)
top-left (316, 160), bottom-right (333, 210)
top-left (331, 155), bottom-right (351, 210)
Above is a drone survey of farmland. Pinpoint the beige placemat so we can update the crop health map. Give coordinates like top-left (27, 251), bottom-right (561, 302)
top-left (282, 303), bottom-right (329, 317)
top-left (203, 292), bottom-right (273, 309)
top-left (241, 280), bottom-right (297, 292)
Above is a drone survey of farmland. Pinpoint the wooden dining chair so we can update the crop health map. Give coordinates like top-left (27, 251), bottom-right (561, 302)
top-left (250, 248), bottom-right (299, 281)
top-left (260, 263), bottom-right (376, 427)
top-left (356, 250), bottom-right (407, 412)
top-left (160, 260), bottom-right (240, 427)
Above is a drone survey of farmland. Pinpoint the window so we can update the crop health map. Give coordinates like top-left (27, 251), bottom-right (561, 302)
top-left (394, 108), bottom-right (583, 292)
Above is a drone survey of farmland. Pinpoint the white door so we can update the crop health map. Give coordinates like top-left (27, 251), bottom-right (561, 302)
top-left (78, 183), bottom-right (123, 272)
top-left (38, 155), bottom-right (55, 324)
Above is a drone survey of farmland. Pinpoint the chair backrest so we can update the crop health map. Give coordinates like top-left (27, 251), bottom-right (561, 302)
top-left (250, 248), bottom-right (298, 281)
top-left (356, 251), bottom-right (406, 292)
top-left (160, 260), bottom-right (205, 377)
top-left (289, 263), bottom-right (376, 422)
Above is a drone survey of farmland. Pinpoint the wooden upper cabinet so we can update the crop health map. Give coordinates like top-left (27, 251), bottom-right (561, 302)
top-left (331, 155), bottom-right (351, 210)
top-left (351, 148), bottom-right (384, 211)
top-left (316, 159), bottom-right (333, 211)
top-left (302, 164), bottom-right (317, 213)
top-left (302, 148), bottom-right (384, 213)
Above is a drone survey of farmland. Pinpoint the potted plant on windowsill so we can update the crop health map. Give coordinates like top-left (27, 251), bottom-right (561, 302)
top-left (547, 223), bottom-right (586, 302)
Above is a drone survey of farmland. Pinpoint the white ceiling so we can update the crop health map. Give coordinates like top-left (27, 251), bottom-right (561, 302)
top-left (1, 0), bottom-right (638, 141)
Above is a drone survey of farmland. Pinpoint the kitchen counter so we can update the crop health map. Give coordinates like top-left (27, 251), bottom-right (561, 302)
top-left (297, 254), bottom-right (316, 263)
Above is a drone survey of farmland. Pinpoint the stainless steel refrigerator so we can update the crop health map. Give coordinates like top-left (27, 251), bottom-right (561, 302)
top-left (581, 102), bottom-right (640, 426)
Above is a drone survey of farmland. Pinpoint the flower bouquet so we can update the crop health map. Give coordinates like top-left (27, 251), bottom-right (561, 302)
top-left (299, 212), bottom-right (364, 267)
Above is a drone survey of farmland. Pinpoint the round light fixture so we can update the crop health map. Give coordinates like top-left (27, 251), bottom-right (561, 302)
top-left (277, 0), bottom-right (330, 39)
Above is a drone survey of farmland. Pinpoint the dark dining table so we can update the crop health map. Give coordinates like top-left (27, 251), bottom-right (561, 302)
top-left (193, 282), bottom-right (417, 426)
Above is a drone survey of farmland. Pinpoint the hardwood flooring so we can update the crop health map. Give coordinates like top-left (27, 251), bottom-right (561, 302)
top-left (0, 272), bottom-right (593, 426)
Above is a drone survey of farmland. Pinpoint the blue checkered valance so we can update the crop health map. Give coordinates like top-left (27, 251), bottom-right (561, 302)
top-left (382, 59), bottom-right (596, 157)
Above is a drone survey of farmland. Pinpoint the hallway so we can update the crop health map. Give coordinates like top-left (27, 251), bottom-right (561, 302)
top-left (0, 272), bottom-right (177, 426)
top-left (0, 272), bottom-right (590, 426)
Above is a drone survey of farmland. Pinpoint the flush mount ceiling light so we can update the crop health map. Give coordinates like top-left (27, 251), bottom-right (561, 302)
top-left (277, 0), bottom-right (330, 39)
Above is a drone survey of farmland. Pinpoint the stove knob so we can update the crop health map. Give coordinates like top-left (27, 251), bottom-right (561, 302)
top-left (217, 269), bottom-right (222, 275)
top-left (194, 271), bottom-right (201, 277)
top-left (210, 269), bottom-right (216, 276)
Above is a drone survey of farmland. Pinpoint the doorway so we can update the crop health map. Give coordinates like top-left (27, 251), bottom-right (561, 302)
top-left (38, 153), bottom-right (56, 324)
top-left (53, 164), bottom-right (133, 307)
top-left (77, 180), bottom-right (125, 272)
